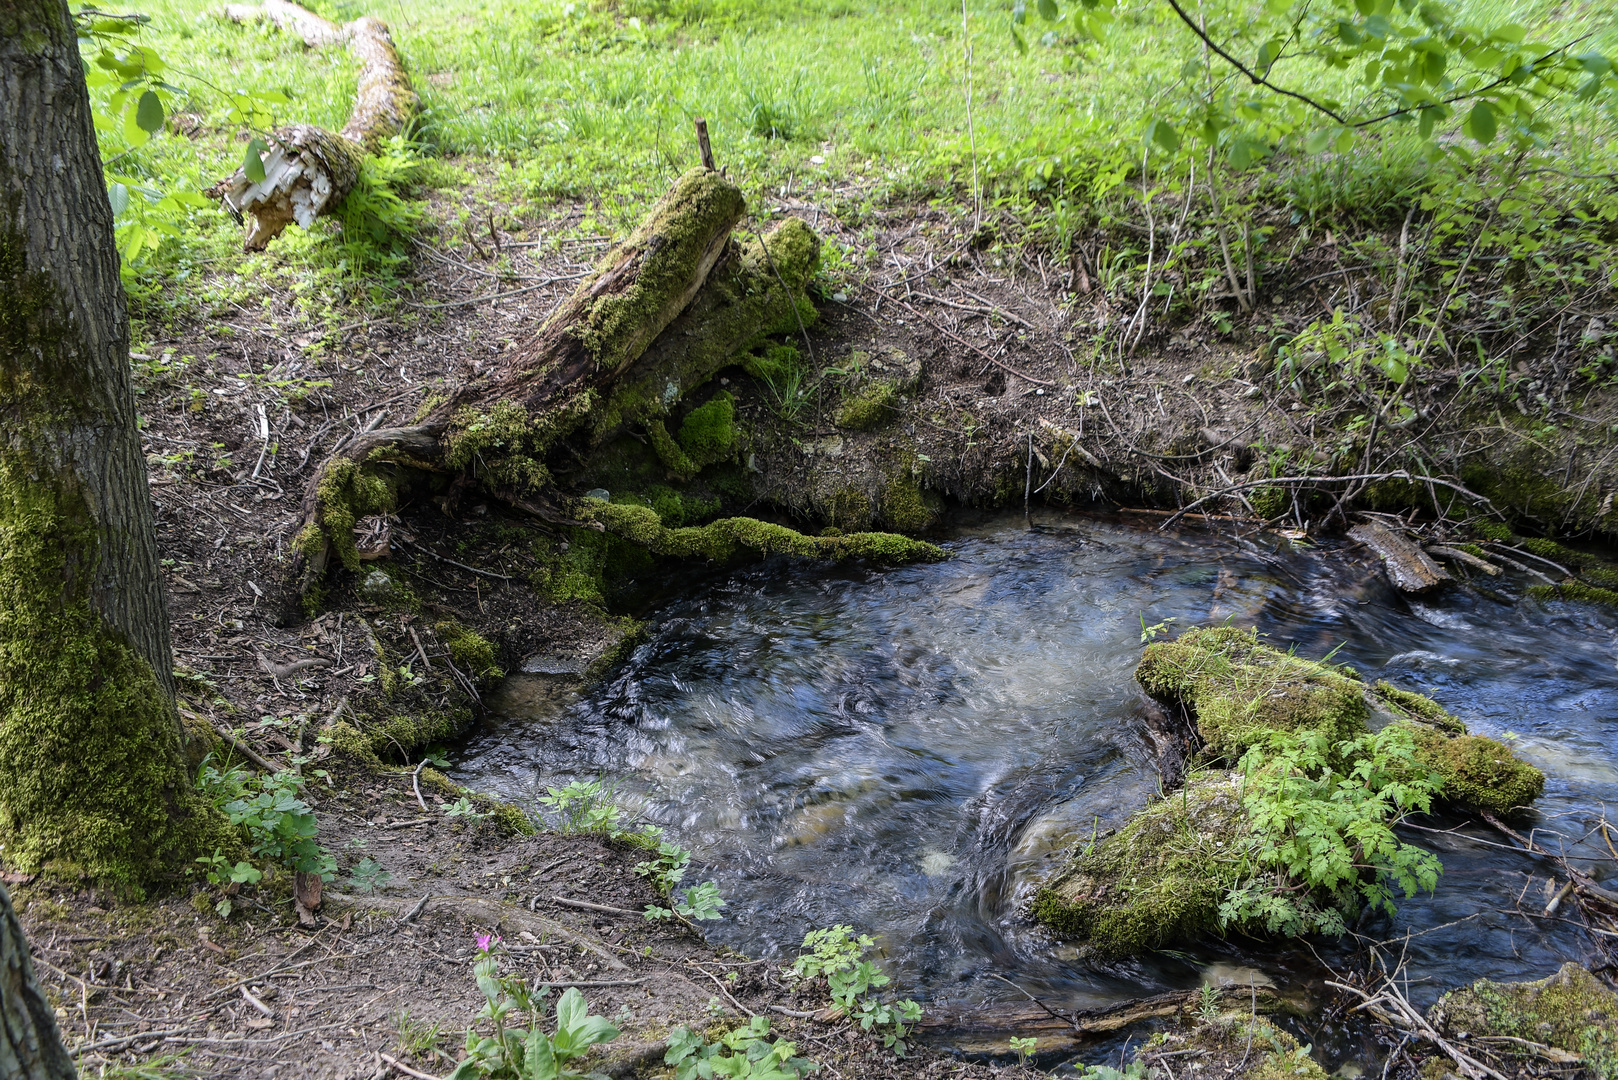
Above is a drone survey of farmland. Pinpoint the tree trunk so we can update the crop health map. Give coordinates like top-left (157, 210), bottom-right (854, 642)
top-left (0, 881), bottom-right (75, 1080)
top-left (0, 0), bottom-right (229, 889)
top-left (212, 0), bottom-right (417, 249)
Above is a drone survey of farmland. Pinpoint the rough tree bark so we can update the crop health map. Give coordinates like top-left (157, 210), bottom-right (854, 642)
top-left (212, 0), bottom-right (417, 249)
top-left (0, 881), bottom-right (75, 1080)
top-left (1, 0), bottom-right (229, 887)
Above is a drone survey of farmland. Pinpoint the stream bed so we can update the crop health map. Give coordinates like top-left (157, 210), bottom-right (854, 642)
top-left (450, 510), bottom-right (1618, 1067)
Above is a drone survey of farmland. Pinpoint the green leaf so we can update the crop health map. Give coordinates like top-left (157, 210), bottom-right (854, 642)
top-left (1037, 0), bottom-right (1058, 20)
top-left (1010, 26), bottom-right (1027, 54)
top-left (1487, 23), bottom-right (1526, 43)
top-left (1417, 106), bottom-right (1437, 140)
top-left (1466, 100), bottom-right (1497, 144)
top-left (135, 89), bottom-right (164, 133)
top-left (1305, 128), bottom-right (1334, 154)
top-left (1012, 0), bottom-right (1026, 25)
top-left (243, 137), bottom-right (270, 183)
top-left (1146, 118), bottom-right (1179, 153)
top-left (106, 182), bottom-right (130, 218)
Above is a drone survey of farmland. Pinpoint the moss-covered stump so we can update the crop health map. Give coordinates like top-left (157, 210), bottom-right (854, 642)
top-left (1428, 963), bottom-right (1618, 1080)
top-left (1031, 774), bottom-right (1250, 956)
top-left (1138, 1013), bottom-right (1330, 1080)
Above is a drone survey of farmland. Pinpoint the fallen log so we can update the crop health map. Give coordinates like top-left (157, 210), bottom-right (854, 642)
top-left (211, 0), bottom-right (417, 249)
top-left (917, 985), bottom-right (1296, 1056)
top-left (1350, 519), bottom-right (1451, 592)
top-left (281, 165), bottom-right (939, 610)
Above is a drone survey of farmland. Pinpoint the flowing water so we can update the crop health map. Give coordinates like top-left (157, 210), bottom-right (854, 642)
top-left (450, 510), bottom-right (1618, 1065)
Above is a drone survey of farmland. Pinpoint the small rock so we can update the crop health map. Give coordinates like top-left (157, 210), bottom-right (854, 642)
top-left (584, 488), bottom-right (610, 501)
top-left (831, 292), bottom-right (848, 303)
top-left (359, 569), bottom-right (393, 601)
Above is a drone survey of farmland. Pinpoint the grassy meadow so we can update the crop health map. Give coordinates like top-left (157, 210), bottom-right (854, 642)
top-left (92, 0), bottom-right (1618, 331)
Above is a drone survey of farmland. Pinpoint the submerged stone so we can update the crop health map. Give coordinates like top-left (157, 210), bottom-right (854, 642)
top-left (1428, 963), bottom-right (1618, 1079)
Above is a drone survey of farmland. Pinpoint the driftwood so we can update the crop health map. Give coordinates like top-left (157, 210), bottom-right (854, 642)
top-left (917, 985), bottom-right (1292, 1056)
top-left (212, 0), bottom-right (417, 249)
top-left (1349, 520), bottom-right (1451, 592)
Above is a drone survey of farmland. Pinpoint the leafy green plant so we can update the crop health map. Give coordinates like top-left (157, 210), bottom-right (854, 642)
top-left (1218, 725), bottom-right (1444, 936)
top-left (449, 940), bottom-right (620, 1079)
top-left (446, 797), bottom-right (490, 820)
top-left (193, 849), bottom-right (263, 918)
top-left (645, 878), bottom-right (726, 923)
top-left (665, 1016), bottom-right (819, 1080)
top-left (537, 779), bottom-right (626, 836)
top-left (1009, 1035), bottom-right (1038, 1067)
top-left (196, 756), bottom-right (336, 881)
top-left (784, 926), bottom-right (922, 1057)
top-left (348, 856), bottom-right (393, 894)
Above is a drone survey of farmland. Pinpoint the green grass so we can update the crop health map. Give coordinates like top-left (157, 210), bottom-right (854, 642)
top-left (92, 0), bottom-right (1618, 318)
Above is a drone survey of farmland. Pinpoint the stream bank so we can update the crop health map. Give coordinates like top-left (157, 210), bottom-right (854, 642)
top-left (13, 161), bottom-right (1618, 1079)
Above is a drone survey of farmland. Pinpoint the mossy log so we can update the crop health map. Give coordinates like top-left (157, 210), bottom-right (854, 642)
top-left (211, 0), bottom-right (417, 249)
top-left (289, 169), bottom-right (939, 607)
top-left (918, 984), bottom-right (1296, 1057)
top-left (1032, 626), bottom-right (1545, 956)
top-left (1429, 963), bottom-right (1618, 1079)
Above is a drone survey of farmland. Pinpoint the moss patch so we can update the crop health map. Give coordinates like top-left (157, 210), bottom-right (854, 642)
top-left (435, 620), bottom-right (502, 678)
top-left (1373, 681), bottom-right (1467, 734)
top-left (1409, 728), bottom-right (1545, 815)
top-left (881, 475), bottom-right (937, 534)
top-left (1136, 627), bottom-right (1369, 760)
top-left (1429, 963), bottom-right (1618, 1080)
top-left (676, 390), bottom-right (739, 468)
top-left (310, 458), bottom-right (397, 572)
top-left (837, 381), bottom-right (898, 430)
top-left (1031, 774), bottom-right (1250, 957)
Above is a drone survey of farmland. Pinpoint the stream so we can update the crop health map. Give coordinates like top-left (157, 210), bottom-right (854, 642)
top-left (449, 509), bottom-right (1618, 1068)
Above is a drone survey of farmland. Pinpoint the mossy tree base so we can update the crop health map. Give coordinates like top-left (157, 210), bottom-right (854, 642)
top-left (1429, 963), bottom-right (1618, 1080)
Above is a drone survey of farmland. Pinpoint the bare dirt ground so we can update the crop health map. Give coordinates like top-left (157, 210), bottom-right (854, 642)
top-left (13, 164), bottom-right (1616, 1078)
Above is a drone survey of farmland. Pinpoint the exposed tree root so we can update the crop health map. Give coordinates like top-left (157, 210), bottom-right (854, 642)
top-left (211, 0), bottom-right (416, 249)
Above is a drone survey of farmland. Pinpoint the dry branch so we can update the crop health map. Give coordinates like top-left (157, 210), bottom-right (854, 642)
top-left (212, 1), bottom-right (417, 249)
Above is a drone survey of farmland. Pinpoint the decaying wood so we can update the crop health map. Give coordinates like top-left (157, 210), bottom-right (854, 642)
top-left (1425, 544), bottom-right (1502, 576)
top-left (917, 985), bottom-right (1291, 1056)
top-left (324, 892), bottom-right (628, 970)
top-left (1350, 520), bottom-right (1451, 592)
top-left (288, 168), bottom-right (819, 602)
top-left (211, 1), bottom-right (417, 249)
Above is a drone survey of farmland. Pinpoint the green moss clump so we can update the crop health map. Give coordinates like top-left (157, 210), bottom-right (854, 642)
top-left (828, 488), bottom-right (874, 531)
top-left (580, 500), bottom-right (945, 566)
top-left (1515, 536), bottom-right (1585, 568)
top-left (1145, 1015), bottom-right (1329, 1080)
top-left (311, 458), bottom-right (397, 571)
top-left (882, 476), bottom-right (937, 534)
top-left (1529, 582), bottom-right (1618, 607)
top-left (1249, 485), bottom-right (1288, 519)
top-left (837, 381), bottom-right (898, 430)
top-left (435, 620), bottom-right (502, 678)
top-left (1582, 566), bottom-right (1618, 590)
top-left (1409, 728), bottom-right (1545, 815)
top-left (743, 342), bottom-right (800, 385)
top-left (645, 417), bottom-right (698, 478)
top-left (677, 390), bottom-right (738, 467)
top-left (324, 707), bottom-right (473, 769)
top-left (1031, 775), bottom-right (1250, 956)
top-left (1474, 520), bottom-right (1513, 541)
top-left (1136, 627), bottom-right (1369, 760)
top-left (1373, 681), bottom-right (1467, 734)
top-left (1429, 963), bottom-right (1618, 1080)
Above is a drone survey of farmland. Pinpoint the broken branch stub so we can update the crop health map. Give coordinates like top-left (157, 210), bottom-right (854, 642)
top-left (211, 2), bottom-right (417, 250)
